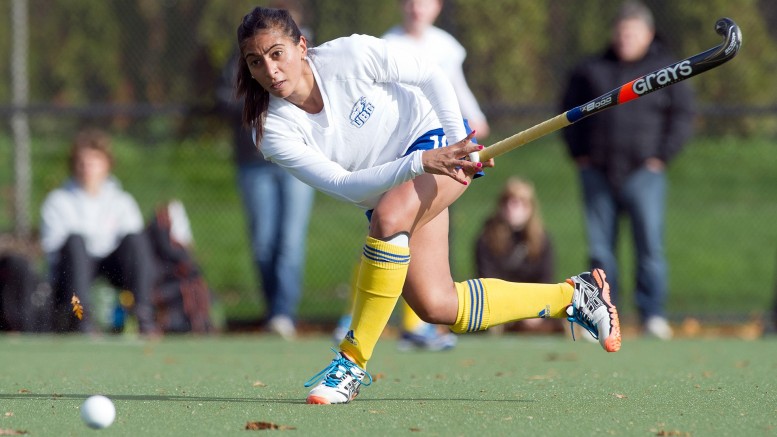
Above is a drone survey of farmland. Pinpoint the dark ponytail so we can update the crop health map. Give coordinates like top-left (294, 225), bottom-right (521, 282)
top-left (235, 7), bottom-right (302, 140)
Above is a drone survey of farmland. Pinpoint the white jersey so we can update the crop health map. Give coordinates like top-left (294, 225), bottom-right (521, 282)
top-left (382, 25), bottom-right (486, 126)
top-left (260, 34), bottom-right (467, 210)
top-left (40, 177), bottom-right (144, 262)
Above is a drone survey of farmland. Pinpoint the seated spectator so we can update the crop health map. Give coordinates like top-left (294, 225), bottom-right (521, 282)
top-left (40, 128), bottom-right (157, 334)
top-left (475, 177), bottom-right (562, 334)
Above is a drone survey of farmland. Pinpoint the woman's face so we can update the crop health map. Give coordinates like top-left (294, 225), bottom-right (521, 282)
top-left (243, 28), bottom-right (308, 100)
top-left (500, 195), bottom-right (533, 229)
top-left (74, 148), bottom-right (110, 188)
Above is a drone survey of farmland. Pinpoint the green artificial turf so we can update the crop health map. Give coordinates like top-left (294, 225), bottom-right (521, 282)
top-left (2, 333), bottom-right (776, 436)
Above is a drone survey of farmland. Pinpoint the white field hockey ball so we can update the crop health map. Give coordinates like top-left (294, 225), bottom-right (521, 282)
top-left (80, 395), bottom-right (116, 429)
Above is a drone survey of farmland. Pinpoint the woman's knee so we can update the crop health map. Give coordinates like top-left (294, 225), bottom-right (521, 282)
top-left (404, 287), bottom-right (458, 325)
top-left (411, 302), bottom-right (452, 325)
top-left (369, 206), bottom-right (413, 239)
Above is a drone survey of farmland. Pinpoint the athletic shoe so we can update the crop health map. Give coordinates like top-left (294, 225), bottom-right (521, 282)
top-left (331, 314), bottom-right (352, 345)
top-left (398, 322), bottom-right (457, 352)
top-left (567, 323), bottom-right (599, 344)
top-left (267, 315), bottom-right (297, 340)
top-left (565, 269), bottom-right (621, 352)
top-left (644, 316), bottom-right (673, 340)
top-left (304, 349), bottom-right (372, 404)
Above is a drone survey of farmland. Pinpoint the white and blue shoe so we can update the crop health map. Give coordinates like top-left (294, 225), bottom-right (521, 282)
top-left (398, 322), bottom-right (457, 352)
top-left (566, 269), bottom-right (621, 352)
top-left (305, 349), bottom-right (371, 404)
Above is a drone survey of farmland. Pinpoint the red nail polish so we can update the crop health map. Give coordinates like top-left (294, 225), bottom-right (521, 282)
top-left (476, 162), bottom-right (483, 168)
top-left (478, 145), bottom-right (484, 150)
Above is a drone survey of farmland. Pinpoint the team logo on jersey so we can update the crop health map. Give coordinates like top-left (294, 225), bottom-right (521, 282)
top-left (349, 96), bottom-right (374, 127)
top-left (538, 305), bottom-right (551, 319)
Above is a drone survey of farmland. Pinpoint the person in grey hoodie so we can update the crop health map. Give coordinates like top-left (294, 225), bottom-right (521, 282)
top-left (40, 128), bottom-right (157, 334)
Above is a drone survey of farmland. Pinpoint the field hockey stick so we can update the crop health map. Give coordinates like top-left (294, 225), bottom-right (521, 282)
top-left (474, 17), bottom-right (742, 163)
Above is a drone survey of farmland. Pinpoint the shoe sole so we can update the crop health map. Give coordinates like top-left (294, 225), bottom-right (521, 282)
top-left (306, 392), bottom-right (358, 405)
top-left (592, 269), bottom-right (621, 353)
top-left (306, 395), bottom-right (332, 405)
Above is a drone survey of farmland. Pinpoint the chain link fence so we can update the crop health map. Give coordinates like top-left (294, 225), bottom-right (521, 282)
top-left (2, 0), bottom-right (777, 327)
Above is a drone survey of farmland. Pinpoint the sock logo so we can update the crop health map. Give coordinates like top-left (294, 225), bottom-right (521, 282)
top-left (344, 330), bottom-right (358, 346)
top-left (538, 305), bottom-right (551, 318)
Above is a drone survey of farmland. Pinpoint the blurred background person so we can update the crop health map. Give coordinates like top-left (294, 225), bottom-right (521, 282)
top-left (560, 1), bottom-right (695, 340)
top-left (216, 0), bottom-right (315, 340)
top-left (475, 177), bottom-right (562, 335)
top-left (383, 0), bottom-right (490, 138)
top-left (387, 0), bottom-right (490, 349)
top-left (40, 128), bottom-right (157, 335)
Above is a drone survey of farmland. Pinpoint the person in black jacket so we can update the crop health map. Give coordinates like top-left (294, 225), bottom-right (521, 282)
top-left (560, 1), bottom-right (695, 340)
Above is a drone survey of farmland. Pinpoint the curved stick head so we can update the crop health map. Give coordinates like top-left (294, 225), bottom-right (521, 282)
top-left (715, 17), bottom-right (743, 59)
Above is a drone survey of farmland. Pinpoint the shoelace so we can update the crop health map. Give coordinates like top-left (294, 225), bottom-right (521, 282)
top-left (304, 348), bottom-right (373, 388)
top-left (567, 305), bottom-right (600, 341)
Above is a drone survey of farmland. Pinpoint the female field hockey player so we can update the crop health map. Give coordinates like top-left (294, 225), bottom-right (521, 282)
top-left (234, 6), bottom-right (622, 405)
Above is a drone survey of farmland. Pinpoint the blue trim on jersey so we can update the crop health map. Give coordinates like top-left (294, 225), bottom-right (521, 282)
top-left (365, 119), bottom-right (484, 223)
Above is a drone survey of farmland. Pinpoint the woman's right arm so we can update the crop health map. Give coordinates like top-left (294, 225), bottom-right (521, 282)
top-left (264, 138), bottom-right (425, 207)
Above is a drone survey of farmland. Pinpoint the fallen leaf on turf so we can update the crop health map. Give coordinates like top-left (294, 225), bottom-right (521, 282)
top-left (372, 372), bottom-right (385, 381)
top-left (0, 429), bottom-right (28, 435)
top-left (409, 428), bottom-right (421, 432)
top-left (252, 381), bottom-right (267, 387)
top-left (16, 389), bottom-right (29, 394)
top-left (612, 393), bottom-right (627, 399)
top-left (245, 421), bottom-right (296, 430)
top-left (3, 412), bottom-right (12, 417)
top-left (71, 294), bottom-right (84, 320)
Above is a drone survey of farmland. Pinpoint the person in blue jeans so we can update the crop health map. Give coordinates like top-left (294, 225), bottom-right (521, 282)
top-left (560, 1), bottom-right (695, 340)
top-left (218, 47), bottom-right (314, 340)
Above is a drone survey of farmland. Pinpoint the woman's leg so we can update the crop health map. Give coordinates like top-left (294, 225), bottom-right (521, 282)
top-left (307, 173), bottom-right (465, 405)
top-left (402, 216), bottom-right (619, 353)
top-left (402, 210), bottom-right (573, 329)
top-left (337, 173), bottom-right (466, 367)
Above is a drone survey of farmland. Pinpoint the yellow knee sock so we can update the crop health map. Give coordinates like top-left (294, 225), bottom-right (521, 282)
top-left (340, 236), bottom-right (410, 368)
top-left (451, 279), bottom-right (573, 333)
top-left (401, 299), bottom-right (424, 332)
